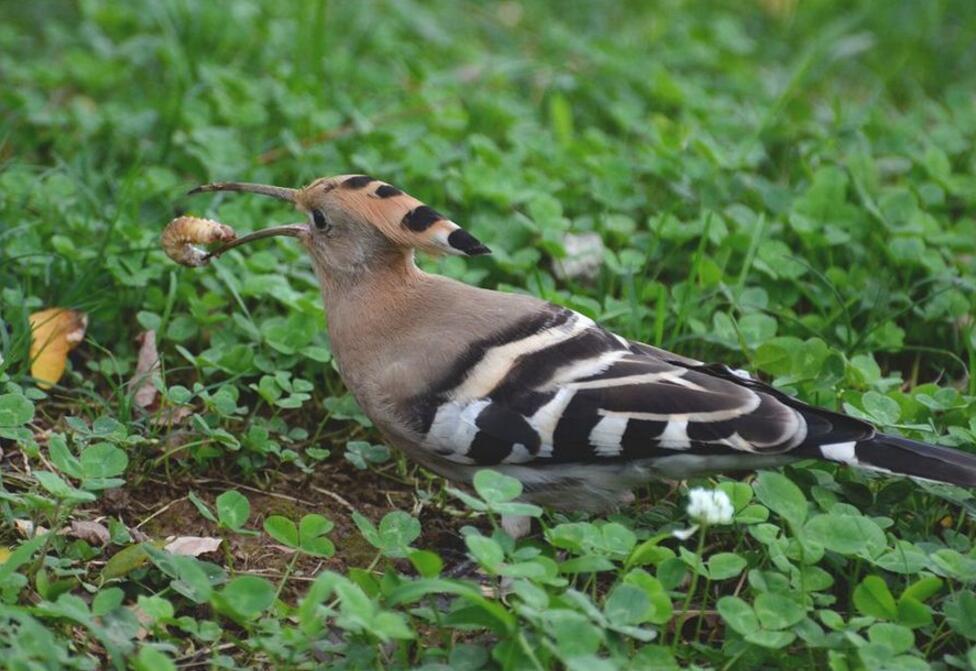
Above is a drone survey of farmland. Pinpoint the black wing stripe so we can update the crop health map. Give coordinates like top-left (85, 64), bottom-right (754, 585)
top-left (550, 393), bottom-right (601, 462)
top-left (469, 402), bottom-right (540, 464)
top-left (499, 389), bottom-right (559, 420)
top-left (686, 419), bottom-right (739, 442)
top-left (620, 418), bottom-right (668, 457)
top-left (467, 431), bottom-right (512, 464)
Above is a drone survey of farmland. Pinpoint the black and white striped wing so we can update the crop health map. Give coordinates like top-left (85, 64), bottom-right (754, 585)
top-left (414, 305), bottom-right (873, 467)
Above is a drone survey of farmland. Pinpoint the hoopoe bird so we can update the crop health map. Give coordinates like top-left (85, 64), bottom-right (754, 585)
top-left (187, 175), bottom-right (976, 534)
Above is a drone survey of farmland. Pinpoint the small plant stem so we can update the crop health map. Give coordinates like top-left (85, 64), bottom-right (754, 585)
top-left (516, 631), bottom-right (546, 671)
top-left (274, 550), bottom-right (301, 603)
top-left (923, 620), bottom-right (948, 659)
top-left (672, 524), bottom-right (707, 650)
top-left (693, 575), bottom-right (713, 642)
top-left (151, 439), bottom-right (207, 466)
top-left (28, 502), bottom-right (64, 579)
top-left (721, 647), bottom-right (747, 671)
top-left (221, 532), bottom-right (237, 573)
top-left (365, 550), bottom-right (383, 573)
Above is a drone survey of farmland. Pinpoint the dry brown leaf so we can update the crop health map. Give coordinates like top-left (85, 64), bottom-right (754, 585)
top-left (164, 535), bottom-right (223, 557)
top-left (29, 308), bottom-right (88, 389)
top-left (128, 527), bottom-right (150, 543)
top-left (151, 405), bottom-right (194, 428)
top-left (129, 330), bottom-right (160, 409)
top-left (161, 216), bottom-right (236, 267)
top-left (66, 520), bottom-right (111, 546)
top-left (14, 519), bottom-right (48, 538)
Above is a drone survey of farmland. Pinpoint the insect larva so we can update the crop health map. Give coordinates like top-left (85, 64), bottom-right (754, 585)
top-left (161, 216), bottom-right (236, 267)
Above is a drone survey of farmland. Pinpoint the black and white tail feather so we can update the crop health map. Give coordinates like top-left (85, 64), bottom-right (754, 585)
top-left (411, 304), bottom-right (976, 509)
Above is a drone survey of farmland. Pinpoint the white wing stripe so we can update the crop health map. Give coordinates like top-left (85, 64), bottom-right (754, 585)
top-left (589, 415), bottom-right (629, 455)
top-left (820, 441), bottom-right (857, 463)
top-left (531, 388), bottom-right (577, 458)
top-left (660, 419), bottom-right (691, 449)
top-left (451, 313), bottom-right (593, 400)
top-left (547, 350), bottom-right (628, 387)
top-left (566, 370), bottom-right (706, 391)
top-left (427, 399), bottom-right (487, 455)
top-left (504, 443), bottom-right (534, 463)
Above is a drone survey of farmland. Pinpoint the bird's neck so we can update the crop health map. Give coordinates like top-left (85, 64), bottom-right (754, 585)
top-left (314, 247), bottom-right (422, 310)
top-left (315, 249), bottom-right (427, 385)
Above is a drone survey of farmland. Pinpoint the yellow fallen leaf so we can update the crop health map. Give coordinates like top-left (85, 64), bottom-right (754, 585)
top-left (0, 547), bottom-right (11, 564)
top-left (101, 543), bottom-right (150, 581)
top-left (161, 216), bottom-right (236, 267)
top-left (29, 308), bottom-right (88, 389)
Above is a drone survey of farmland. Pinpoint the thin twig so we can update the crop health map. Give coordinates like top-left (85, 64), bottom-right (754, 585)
top-left (197, 478), bottom-right (319, 508)
top-left (136, 495), bottom-right (188, 529)
top-left (309, 485), bottom-right (356, 513)
top-left (174, 642), bottom-right (237, 666)
top-left (243, 570), bottom-right (319, 583)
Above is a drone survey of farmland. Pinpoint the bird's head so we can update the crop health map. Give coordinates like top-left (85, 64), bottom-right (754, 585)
top-left (189, 175), bottom-right (490, 277)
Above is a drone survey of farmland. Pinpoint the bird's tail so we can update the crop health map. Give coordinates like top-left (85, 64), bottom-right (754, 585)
top-left (817, 434), bottom-right (976, 488)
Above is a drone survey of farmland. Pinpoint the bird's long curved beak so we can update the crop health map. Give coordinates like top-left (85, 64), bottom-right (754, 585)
top-left (189, 181), bottom-right (299, 202)
top-left (188, 181), bottom-right (309, 259)
top-left (204, 223), bottom-right (309, 260)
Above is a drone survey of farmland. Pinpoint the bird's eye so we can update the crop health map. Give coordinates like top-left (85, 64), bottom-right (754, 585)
top-left (311, 209), bottom-right (330, 231)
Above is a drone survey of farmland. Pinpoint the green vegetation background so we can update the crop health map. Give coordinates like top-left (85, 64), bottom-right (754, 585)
top-left (1, 1), bottom-right (976, 669)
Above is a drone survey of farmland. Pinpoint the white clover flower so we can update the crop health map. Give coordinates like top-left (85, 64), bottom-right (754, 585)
top-left (553, 232), bottom-right (604, 281)
top-left (686, 488), bottom-right (735, 525)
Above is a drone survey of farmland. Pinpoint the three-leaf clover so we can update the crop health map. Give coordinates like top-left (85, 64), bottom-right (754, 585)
top-left (264, 514), bottom-right (335, 557)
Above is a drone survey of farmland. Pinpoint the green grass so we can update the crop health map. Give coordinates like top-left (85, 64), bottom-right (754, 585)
top-left (2, 0), bottom-right (976, 668)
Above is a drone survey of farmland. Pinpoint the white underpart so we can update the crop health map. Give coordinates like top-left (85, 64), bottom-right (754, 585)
top-left (531, 388), bottom-right (577, 458)
top-left (820, 440), bottom-right (858, 464)
top-left (589, 415), bottom-right (629, 455)
top-left (452, 314), bottom-right (593, 400)
top-left (660, 418), bottom-right (691, 449)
